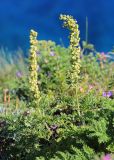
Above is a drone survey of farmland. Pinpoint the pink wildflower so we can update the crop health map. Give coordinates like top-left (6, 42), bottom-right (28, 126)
top-left (88, 85), bottom-right (93, 90)
top-left (98, 52), bottom-right (107, 61)
top-left (103, 154), bottom-right (111, 160)
top-left (79, 87), bottom-right (84, 93)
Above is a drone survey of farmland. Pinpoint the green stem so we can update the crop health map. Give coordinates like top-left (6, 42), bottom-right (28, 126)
top-left (76, 83), bottom-right (81, 117)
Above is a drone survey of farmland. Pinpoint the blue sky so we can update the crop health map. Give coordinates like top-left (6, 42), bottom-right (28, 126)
top-left (0, 0), bottom-right (114, 51)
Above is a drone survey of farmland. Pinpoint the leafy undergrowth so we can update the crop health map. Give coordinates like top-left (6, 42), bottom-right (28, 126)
top-left (1, 40), bottom-right (114, 159)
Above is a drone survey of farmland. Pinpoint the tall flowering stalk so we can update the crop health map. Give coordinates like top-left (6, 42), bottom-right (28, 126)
top-left (29, 29), bottom-right (40, 106)
top-left (60, 14), bottom-right (81, 115)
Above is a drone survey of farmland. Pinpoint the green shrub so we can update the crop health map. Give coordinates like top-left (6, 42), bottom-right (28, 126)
top-left (1, 14), bottom-right (114, 160)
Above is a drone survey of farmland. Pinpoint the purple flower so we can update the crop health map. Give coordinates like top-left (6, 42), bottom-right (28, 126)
top-left (103, 154), bottom-right (111, 160)
top-left (50, 51), bottom-right (55, 56)
top-left (102, 92), bottom-right (107, 97)
top-left (36, 51), bottom-right (40, 56)
top-left (107, 91), bottom-right (113, 97)
top-left (102, 91), bottom-right (112, 98)
top-left (16, 71), bottom-right (23, 78)
top-left (47, 71), bottom-right (52, 78)
top-left (50, 124), bottom-right (58, 131)
top-left (80, 55), bottom-right (83, 59)
top-left (0, 120), bottom-right (7, 127)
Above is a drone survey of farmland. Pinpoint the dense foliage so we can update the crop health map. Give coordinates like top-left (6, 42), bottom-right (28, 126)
top-left (0, 15), bottom-right (114, 160)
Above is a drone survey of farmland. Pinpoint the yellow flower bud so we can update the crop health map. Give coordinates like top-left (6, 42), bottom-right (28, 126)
top-left (29, 29), bottom-right (40, 106)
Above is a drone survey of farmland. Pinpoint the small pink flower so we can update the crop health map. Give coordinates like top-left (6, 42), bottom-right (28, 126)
top-left (103, 154), bottom-right (111, 160)
top-left (88, 85), bottom-right (93, 90)
top-left (98, 52), bottom-right (107, 61)
top-left (101, 52), bottom-right (105, 56)
top-left (79, 87), bottom-right (84, 93)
